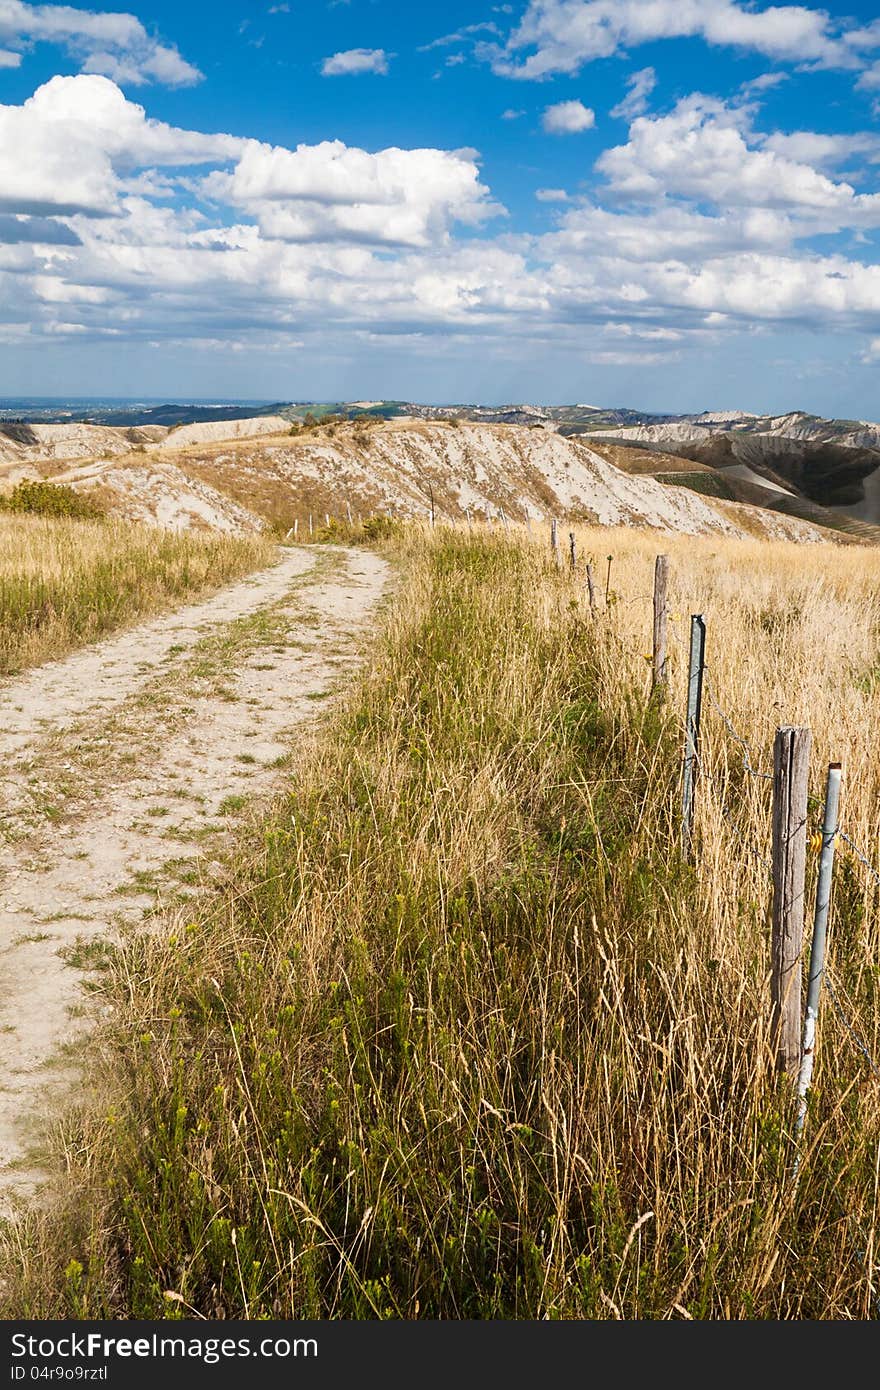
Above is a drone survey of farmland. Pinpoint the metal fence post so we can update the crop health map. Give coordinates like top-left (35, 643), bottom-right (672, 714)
top-left (771, 726), bottom-right (812, 1076)
top-left (795, 762), bottom-right (843, 1140)
top-left (681, 613), bottom-right (706, 859)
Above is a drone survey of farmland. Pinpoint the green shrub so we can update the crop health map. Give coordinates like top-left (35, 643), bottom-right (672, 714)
top-left (1, 480), bottom-right (104, 520)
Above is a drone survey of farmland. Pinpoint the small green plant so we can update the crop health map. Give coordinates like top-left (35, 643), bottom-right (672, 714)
top-left (1, 481), bottom-right (104, 520)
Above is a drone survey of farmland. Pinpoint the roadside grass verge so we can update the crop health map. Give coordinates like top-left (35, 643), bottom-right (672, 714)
top-left (3, 526), bottom-right (880, 1317)
top-left (0, 516), bottom-right (275, 675)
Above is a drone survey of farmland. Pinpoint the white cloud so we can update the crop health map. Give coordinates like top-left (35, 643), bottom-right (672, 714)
top-left (494, 0), bottom-right (858, 79)
top-left (0, 0), bottom-right (201, 86)
top-left (542, 99), bottom-right (595, 134)
top-left (762, 129), bottom-right (880, 168)
top-left (610, 67), bottom-right (656, 121)
top-left (501, 107), bottom-right (525, 119)
top-left (536, 187), bottom-right (570, 201)
top-left (0, 76), bottom-right (242, 216)
top-left (418, 22), bottom-right (500, 52)
top-left (596, 96), bottom-right (880, 232)
top-left (739, 71), bottom-right (789, 97)
top-left (321, 48), bottom-right (390, 76)
top-left (205, 138), bottom-right (500, 248)
top-left (545, 201), bottom-right (795, 261)
top-left (0, 45), bottom-right (20, 65)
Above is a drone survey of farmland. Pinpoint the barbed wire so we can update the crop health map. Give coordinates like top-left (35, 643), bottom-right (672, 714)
top-left (838, 831), bottom-right (880, 892)
top-left (702, 672), bottom-right (774, 782)
top-left (701, 766), bottom-right (774, 873)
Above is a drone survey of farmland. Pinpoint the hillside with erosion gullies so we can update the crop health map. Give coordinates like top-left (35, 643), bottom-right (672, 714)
top-left (0, 414), bottom-right (856, 544)
top-left (566, 411), bottom-right (880, 533)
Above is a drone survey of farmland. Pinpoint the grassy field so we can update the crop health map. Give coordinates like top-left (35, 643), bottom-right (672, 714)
top-left (4, 524), bottom-right (880, 1318)
top-left (0, 515), bottom-right (275, 675)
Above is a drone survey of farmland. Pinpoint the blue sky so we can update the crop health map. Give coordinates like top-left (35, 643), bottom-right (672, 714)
top-left (3, 1), bottom-right (880, 413)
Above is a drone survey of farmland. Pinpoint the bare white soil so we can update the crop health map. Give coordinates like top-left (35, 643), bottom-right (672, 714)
top-left (0, 545), bottom-right (387, 1214)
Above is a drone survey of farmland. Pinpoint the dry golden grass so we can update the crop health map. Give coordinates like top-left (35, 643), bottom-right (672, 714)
top-left (0, 514), bottom-right (275, 675)
top-left (3, 522), bottom-right (879, 1318)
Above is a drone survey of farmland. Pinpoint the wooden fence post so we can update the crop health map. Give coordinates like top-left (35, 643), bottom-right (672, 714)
top-left (308, 513), bottom-right (313, 537)
top-left (551, 518), bottom-right (561, 568)
top-left (346, 500), bottom-right (353, 525)
top-left (569, 532), bottom-right (577, 571)
top-left (771, 726), bottom-right (812, 1076)
top-left (652, 555), bottom-right (669, 692)
top-left (605, 555), bottom-right (613, 605)
top-left (585, 563), bottom-right (597, 613)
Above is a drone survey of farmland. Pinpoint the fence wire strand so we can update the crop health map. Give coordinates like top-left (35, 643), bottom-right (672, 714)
top-left (839, 830), bottom-right (880, 891)
top-left (702, 671), bottom-right (774, 782)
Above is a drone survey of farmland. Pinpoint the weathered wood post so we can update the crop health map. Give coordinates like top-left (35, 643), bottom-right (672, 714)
top-left (681, 613), bottom-right (706, 859)
top-left (605, 554), bottom-right (613, 605)
top-left (551, 518), bottom-right (561, 568)
top-left (771, 726), bottom-right (812, 1076)
top-left (325, 513), bottom-right (330, 528)
top-left (585, 562), bottom-right (597, 613)
top-left (346, 500), bottom-right (353, 525)
top-left (293, 518), bottom-right (299, 539)
top-left (652, 555), bottom-right (669, 692)
top-left (569, 532), bottom-right (577, 571)
top-left (795, 762), bottom-right (842, 1139)
top-left (308, 513), bottom-right (313, 537)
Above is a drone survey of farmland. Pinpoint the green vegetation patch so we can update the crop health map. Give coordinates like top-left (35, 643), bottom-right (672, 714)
top-left (654, 470), bottom-right (738, 500)
top-left (1, 481), bottom-right (104, 520)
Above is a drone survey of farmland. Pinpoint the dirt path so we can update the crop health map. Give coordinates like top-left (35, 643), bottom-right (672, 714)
top-left (0, 544), bottom-right (388, 1214)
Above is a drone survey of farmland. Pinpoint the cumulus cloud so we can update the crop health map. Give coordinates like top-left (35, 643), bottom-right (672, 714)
top-left (762, 129), bottom-right (880, 167)
top-left (493, 0), bottom-right (859, 79)
top-left (610, 67), bottom-right (656, 121)
top-left (542, 99), bottom-right (595, 133)
top-left (204, 138), bottom-right (499, 247)
top-left (0, 45), bottom-right (20, 64)
top-left (0, 0), bottom-right (201, 86)
top-left (0, 76), bottom-right (242, 216)
top-left (321, 48), bottom-right (390, 76)
top-left (596, 96), bottom-right (880, 232)
top-left (535, 187), bottom-right (570, 201)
